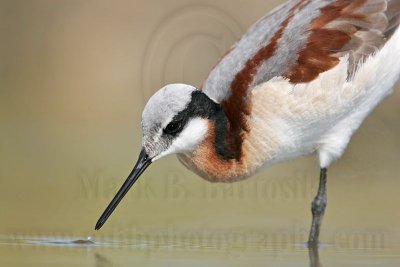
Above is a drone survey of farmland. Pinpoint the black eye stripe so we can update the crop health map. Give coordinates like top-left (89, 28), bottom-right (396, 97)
top-left (162, 91), bottom-right (219, 136)
top-left (157, 90), bottom-right (232, 160)
top-left (163, 120), bottom-right (183, 135)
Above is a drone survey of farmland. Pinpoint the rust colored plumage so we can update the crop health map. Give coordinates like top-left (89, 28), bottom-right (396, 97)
top-left (178, 121), bottom-right (244, 182)
top-left (220, 0), bottom-right (308, 160)
top-left (284, 0), bottom-right (367, 83)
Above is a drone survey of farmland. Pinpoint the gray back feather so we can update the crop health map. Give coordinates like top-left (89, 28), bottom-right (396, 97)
top-left (201, 0), bottom-right (301, 103)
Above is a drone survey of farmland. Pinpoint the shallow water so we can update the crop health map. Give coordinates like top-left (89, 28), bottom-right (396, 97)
top-left (1, 235), bottom-right (400, 267)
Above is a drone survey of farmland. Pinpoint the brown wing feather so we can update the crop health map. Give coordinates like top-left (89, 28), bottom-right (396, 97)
top-left (220, 0), bottom-right (308, 160)
top-left (386, 0), bottom-right (400, 37)
top-left (285, 0), bottom-right (400, 83)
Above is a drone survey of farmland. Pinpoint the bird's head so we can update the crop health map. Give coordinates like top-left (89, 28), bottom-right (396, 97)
top-left (141, 83), bottom-right (211, 161)
top-left (95, 83), bottom-right (221, 230)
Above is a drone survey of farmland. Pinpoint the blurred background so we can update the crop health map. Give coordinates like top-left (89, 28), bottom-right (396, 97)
top-left (1, 0), bottom-right (400, 265)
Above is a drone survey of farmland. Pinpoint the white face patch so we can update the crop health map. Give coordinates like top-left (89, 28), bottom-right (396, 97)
top-left (152, 118), bottom-right (208, 162)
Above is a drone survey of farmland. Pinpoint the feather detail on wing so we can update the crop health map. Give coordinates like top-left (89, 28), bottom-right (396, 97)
top-left (284, 0), bottom-right (400, 83)
top-left (202, 0), bottom-right (400, 99)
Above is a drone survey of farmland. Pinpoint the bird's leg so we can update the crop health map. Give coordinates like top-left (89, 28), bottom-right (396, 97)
top-left (308, 168), bottom-right (327, 247)
top-left (308, 244), bottom-right (322, 267)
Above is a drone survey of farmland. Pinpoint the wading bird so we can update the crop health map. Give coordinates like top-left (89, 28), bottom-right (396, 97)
top-left (95, 0), bottom-right (400, 246)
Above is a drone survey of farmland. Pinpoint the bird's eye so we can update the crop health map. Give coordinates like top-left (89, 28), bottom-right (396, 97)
top-left (163, 120), bottom-right (182, 135)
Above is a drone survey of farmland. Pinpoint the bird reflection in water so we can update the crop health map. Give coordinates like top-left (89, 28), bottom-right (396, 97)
top-left (308, 245), bottom-right (322, 267)
top-left (95, 253), bottom-right (119, 267)
top-left (93, 245), bottom-right (324, 267)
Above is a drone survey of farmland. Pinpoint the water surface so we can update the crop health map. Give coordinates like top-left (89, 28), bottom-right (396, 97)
top-left (1, 234), bottom-right (400, 267)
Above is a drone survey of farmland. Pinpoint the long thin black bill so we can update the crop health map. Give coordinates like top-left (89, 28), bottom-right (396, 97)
top-left (95, 148), bottom-right (151, 230)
